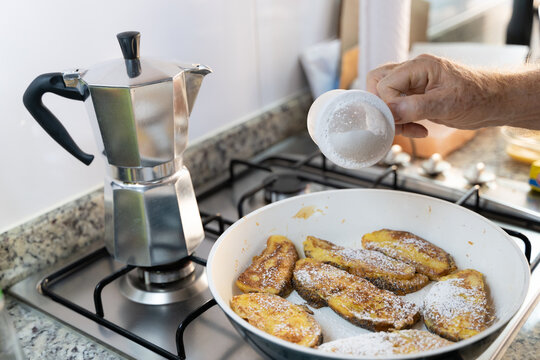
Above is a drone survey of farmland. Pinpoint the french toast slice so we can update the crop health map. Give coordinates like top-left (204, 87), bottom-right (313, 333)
top-left (318, 329), bottom-right (453, 356)
top-left (304, 236), bottom-right (429, 294)
top-left (230, 293), bottom-right (323, 347)
top-left (367, 273), bottom-right (430, 295)
top-left (236, 235), bottom-right (299, 296)
top-left (424, 269), bottom-right (493, 341)
top-left (362, 229), bottom-right (457, 280)
top-left (293, 258), bottom-right (420, 331)
top-left (292, 258), bottom-right (357, 308)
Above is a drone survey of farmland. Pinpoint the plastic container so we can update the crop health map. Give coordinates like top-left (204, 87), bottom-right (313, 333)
top-left (529, 160), bottom-right (540, 191)
top-left (0, 290), bottom-right (24, 360)
top-left (501, 126), bottom-right (540, 164)
top-left (307, 89), bottom-right (395, 169)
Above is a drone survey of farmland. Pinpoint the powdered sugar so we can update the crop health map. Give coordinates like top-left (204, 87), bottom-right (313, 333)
top-left (308, 90), bottom-right (395, 169)
top-left (424, 277), bottom-right (490, 331)
top-left (337, 286), bottom-right (419, 329)
top-left (293, 260), bottom-right (419, 329)
top-left (336, 247), bottom-right (415, 276)
top-left (363, 230), bottom-right (456, 280)
top-left (236, 236), bottom-right (297, 293)
top-left (319, 332), bottom-right (394, 356)
top-left (368, 235), bottom-right (434, 259)
top-left (293, 261), bottom-right (349, 298)
top-left (231, 293), bottom-right (322, 346)
top-left (318, 330), bottom-right (452, 356)
top-left (259, 266), bottom-right (279, 288)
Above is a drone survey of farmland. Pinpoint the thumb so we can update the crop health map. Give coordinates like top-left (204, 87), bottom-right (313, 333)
top-left (388, 93), bottom-right (439, 124)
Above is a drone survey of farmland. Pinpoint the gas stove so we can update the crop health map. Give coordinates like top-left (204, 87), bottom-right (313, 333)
top-left (9, 133), bottom-right (540, 360)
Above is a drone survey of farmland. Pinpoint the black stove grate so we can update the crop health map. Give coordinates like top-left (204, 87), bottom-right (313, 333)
top-left (228, 150), bottom-right (533, 266)
top-left (39, 212), bottom-right (231, 360)
top-left (38, 150), bottom-right (534, 360)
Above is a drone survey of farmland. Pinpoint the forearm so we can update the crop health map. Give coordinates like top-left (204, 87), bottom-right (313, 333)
top-left (369, 55), bottom-right (540, 135)
top-left (487, 68), bottom-right (540, 129)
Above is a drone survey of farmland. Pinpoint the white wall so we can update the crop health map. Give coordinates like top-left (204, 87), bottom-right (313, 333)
top-left (0, 0), bottom-right (339, 232)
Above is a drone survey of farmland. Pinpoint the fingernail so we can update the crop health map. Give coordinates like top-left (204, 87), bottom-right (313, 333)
top-left (388, 103), bottom-right (401, 123)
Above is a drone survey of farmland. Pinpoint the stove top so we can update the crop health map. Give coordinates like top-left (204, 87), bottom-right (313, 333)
top-left (9, 133), bottom-right (540, 360)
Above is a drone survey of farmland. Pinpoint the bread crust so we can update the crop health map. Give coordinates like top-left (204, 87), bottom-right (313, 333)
top-left (231, 293), bottom-right (323, 347)
top-left (236, 235), bottom-right (299, 296)
top-left (423, 269), bottom-right (493, 341)
top-left (362, 229), bottom-right (457, 280)
top-left (367, 273), bottom-right (429, 295)
top-left (293, 258), bottom-right (420, 331)
top-left (304, 236), bottom-right (429, 294)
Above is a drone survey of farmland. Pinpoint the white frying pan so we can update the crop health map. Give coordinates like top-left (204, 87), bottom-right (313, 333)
top-left (207, 189), bottom-right (530, 359)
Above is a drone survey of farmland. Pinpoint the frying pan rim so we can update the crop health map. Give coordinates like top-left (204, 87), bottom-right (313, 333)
top-left (207, 188), bottom-right (530, 359)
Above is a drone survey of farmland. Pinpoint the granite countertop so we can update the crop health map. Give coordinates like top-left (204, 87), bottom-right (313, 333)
top-left (5, 295), bottom-right (122, 360)
top-left (446, 127), bottom-right (530, 183)
top-left (2, 115), bottom-right (539, 359)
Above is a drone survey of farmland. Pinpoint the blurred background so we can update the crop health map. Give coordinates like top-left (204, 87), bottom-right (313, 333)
top-left (0, 0), bottom-right (534, 231)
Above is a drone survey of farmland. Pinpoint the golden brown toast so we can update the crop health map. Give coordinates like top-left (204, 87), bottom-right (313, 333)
top-left (292, 258), bottom-right (357, 308)
top-left (236, 235), bottom-right (299, 296)
top-left (304, 236), bottom-right (429, 295)
top-left (318, 329), bottom-right (453, 356)
top-left (292, 258), bottom-right (420, 331)
top-left (424, 269), bottom-right (493, 341)
top-left (367, 274), bottom-right (430, 295)
top-left (230, 293), bottom-right (323, 347)
top-left (362, 229), bottom-right (457, 280)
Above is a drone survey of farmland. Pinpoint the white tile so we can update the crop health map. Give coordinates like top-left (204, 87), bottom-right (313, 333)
top-left (0, 0), bottom-right (260, 230)
top-left (0, 0), bottom-right (340, 230)
top-left (255, 0), bottom-right (340, 105)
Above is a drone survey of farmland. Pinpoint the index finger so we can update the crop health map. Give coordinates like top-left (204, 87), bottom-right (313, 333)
top-left (376, 60), bottom-right (431, 103)
top-left (366, 63), bottom-right (399, 96)
top-left (376, 67), bottom-right (412, 104)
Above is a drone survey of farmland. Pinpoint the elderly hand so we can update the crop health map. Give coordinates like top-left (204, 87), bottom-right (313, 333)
top-left (366, 54), bottom-right (505, 138)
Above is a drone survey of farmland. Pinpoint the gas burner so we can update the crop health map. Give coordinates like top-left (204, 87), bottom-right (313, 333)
top-left (263, 173), bottom-right (309, 203)
top-left (464, 162), bottom-right (496, 185)
top-left (421, 153), bottom-right (450, 176)
top-left (381, 144), bottom-right (411, 166)
top-left (119, 258), bottom-right (207, 305)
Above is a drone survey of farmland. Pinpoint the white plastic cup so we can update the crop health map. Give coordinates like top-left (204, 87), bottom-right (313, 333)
top-left (307, 89), bottom-right (395, 169)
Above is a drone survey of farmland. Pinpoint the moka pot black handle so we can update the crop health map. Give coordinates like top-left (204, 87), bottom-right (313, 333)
top-left (22, 72), bottom-right (94, 165)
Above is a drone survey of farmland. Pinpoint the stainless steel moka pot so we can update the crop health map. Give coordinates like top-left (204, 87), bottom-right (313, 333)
top-left (23, 31), bottom-right (210, 267)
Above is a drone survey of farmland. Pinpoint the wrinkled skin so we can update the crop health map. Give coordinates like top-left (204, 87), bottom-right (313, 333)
top-left (367, 54), bottom-right (540, 138)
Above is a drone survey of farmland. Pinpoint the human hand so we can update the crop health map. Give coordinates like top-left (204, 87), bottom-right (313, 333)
top-left (367, 54), bottom-right (499, 137)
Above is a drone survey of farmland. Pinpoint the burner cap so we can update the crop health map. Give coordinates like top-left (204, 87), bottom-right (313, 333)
top-left (263, 173), bottom-right (308, 203)
top-left (138, 260), bottom-right (196, 285)
top-left (119, 259), bottom-right (207, 305)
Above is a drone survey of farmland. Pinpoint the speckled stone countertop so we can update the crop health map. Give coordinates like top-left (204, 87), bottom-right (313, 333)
top-left (446, 127), bottom-right (530, 183)
top-left (5, 296), bottom-right (121, 359)
top-left (2, 114), bottom-right (540, 359)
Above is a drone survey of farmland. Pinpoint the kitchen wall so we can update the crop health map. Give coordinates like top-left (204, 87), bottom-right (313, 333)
top-left (0, 0), bottom-right (340, 232)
